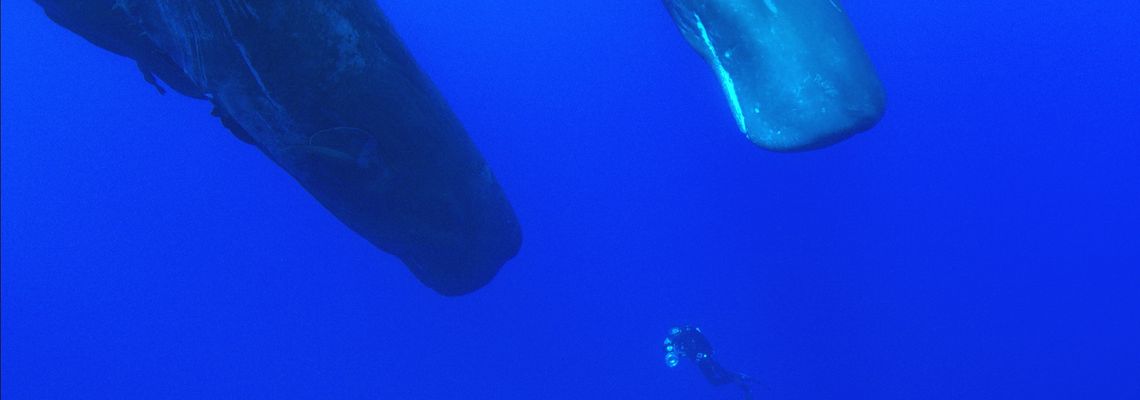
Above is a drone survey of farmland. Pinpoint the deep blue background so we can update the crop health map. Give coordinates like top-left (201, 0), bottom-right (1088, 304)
top-left (3, 1), bottom-right (1139, 398)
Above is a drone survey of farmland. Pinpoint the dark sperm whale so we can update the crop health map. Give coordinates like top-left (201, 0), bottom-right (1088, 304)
top-left (36, 0), bottom-right (522, 296)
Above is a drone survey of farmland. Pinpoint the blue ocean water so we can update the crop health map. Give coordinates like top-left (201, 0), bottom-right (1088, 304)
top-left (2, 0), bottom-right (1138, 398)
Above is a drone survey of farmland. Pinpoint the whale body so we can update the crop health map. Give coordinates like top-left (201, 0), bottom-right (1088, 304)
top-left (36, 0), bottom-right (522, 296)
top-left (664, 0), bottom-right (886, 151)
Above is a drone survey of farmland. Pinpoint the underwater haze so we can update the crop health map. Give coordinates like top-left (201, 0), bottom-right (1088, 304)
top-left (3, 0), bottom-right (1139, 399)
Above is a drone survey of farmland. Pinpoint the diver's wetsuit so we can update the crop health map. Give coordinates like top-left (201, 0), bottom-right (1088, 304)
top-left (664, 325), bottom-right (754, 398)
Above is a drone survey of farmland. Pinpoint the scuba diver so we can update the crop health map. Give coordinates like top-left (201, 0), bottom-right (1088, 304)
top-left (664, 325), bottom-right (755, 399)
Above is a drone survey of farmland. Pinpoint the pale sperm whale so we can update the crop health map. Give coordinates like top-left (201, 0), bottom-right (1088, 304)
top-left (664, 0), bottom-right (886, 151)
